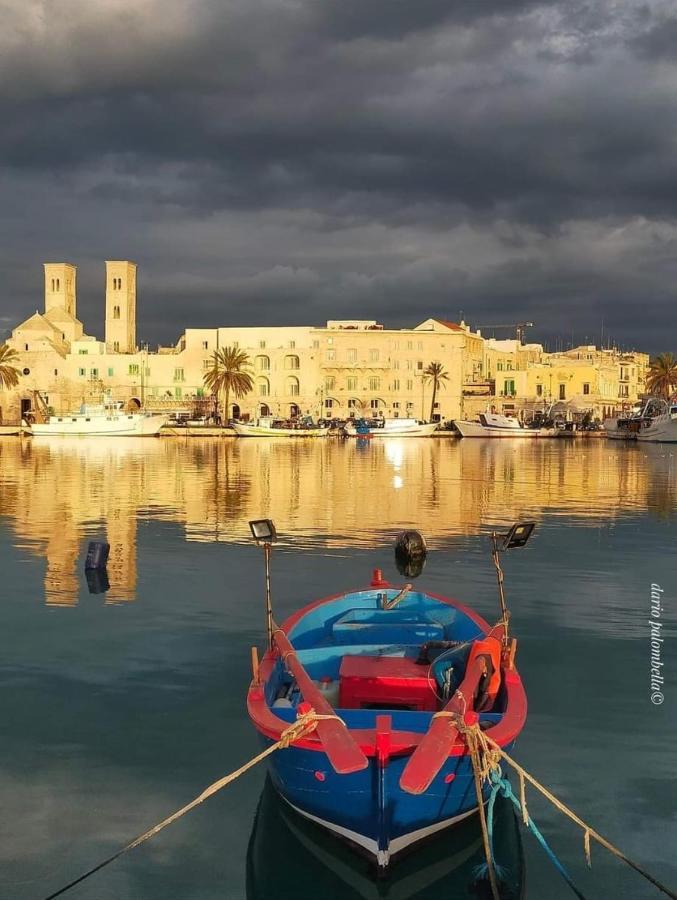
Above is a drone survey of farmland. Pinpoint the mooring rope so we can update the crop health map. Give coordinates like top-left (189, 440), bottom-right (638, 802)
top-left (454, 717), bottom-right (677, 900)
top-left (37, 709), bottom-right (339, 900)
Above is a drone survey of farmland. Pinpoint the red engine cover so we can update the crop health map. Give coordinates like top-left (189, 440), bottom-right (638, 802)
top-left (339, 655), bottom-right (438, 711)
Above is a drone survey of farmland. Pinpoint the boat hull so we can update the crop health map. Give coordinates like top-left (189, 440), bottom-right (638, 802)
top-left (232, 423), bottom-right (329, 437)
top-left (344, 422), bottom-right (438, 437)
top-left (30, 414), bottom-right (166, 437)
top-left (262, 737), bottom-right (499, 867)
top-left (454, 420), bottom-right (555, 438)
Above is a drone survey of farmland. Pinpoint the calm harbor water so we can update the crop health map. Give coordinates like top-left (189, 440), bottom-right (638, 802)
top-left (0, 436), bottom-right (675, 899)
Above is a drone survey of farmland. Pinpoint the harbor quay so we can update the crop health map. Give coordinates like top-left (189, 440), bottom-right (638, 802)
top-left (0, 260), bottom-right (648, 426)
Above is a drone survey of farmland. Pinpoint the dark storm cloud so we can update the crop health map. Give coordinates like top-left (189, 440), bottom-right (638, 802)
top-left (1, 0), bottom-right (676, 351)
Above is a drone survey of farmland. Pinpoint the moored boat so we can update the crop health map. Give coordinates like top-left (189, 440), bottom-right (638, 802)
top-left (246, 520), bottom-right (534, 869)
top-left (232, 416), bottom-right (329, 438)
top-left (604, 398), bottom-right (677, 443)
top-left (344, 418), bottom-right (438, 437)
top-left (454, 412), bottom-right (556, 438)
top-left (29, 402), bottom-right (165, 437)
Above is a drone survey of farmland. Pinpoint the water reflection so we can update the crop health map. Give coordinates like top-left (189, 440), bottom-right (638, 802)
top-left (0, 437), bottom-right (674, 605)
top-left (246, 776), bottom-right (524, 900)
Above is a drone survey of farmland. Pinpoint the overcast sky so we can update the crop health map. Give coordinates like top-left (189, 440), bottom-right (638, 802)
top-left (2, 0), bottom-right (677, 352)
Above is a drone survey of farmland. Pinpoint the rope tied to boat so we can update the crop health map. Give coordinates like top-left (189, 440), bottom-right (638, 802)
top-left (36, 707), bottom-right (336, 900)
top-left (455, 717), bottom-right (677, 900)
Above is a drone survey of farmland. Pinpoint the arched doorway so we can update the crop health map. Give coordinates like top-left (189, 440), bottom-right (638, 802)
top-left (126, 397), bottom-right (142, 411)
top-left (290, 404), bottom-right (300, 417)
top-left (259, 403), bottom-right (270, 416)
top-left (231, 404), bottom-right (241, 420)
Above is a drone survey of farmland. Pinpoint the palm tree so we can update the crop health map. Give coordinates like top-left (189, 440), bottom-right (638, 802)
top-left (0, 343), bottom-right (20, 390)
top-left (423, 361), bottom-right (449, 421)
top-left (203, 346), bottom-right (254, 422)
top-left (646, 353), bottom-right (677, 399)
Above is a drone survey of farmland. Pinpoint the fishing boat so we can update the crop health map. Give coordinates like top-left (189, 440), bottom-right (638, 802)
top-left (604, 398), bottom-right (677, 443)
top-left (29, 402), bottom-right (165, 437)
top-left (232, 416), bottom-right (329, 438)
top-left (246, 519), bottom-right (534, 869)
top-left (454, 412), bottom-right (556, 438)
top-left (343, 418), bottom-right (438, 437)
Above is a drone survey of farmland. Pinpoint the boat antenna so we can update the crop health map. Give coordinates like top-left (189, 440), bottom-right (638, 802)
top-left (489, 522), bottom-right (536, 641)
top-left (249, 519), bottom-right (278, 649)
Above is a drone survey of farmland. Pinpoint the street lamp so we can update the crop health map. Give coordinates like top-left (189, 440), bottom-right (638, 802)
top-left (249, 519), bottom-right (278, 648)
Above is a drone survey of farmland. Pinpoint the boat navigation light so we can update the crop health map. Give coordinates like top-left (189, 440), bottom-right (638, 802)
top-left (500, 521), bottom-right (536, 552)
top-left (490, 521), bottom-right (536, 642)
top-left (249, 519), bottom-right (277, 544)
top-left (249, 519), bottom-right (277, 648)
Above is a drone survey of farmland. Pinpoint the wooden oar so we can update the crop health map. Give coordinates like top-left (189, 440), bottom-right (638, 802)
top-left (399, 655), bottom-right (486, 795)
top-left (272, 628), bottom-right (369, 775)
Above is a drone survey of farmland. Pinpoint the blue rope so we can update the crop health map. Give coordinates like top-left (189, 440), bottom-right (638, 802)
top-left (473, 769), bottom-right (591, 900)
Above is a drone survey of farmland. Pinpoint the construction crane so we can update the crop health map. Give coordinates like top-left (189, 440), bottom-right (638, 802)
top-left (476, 322), bottom-right (534, 344)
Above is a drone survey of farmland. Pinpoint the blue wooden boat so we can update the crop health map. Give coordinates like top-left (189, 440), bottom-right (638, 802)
top-left (247, 525), bottom-right (531, 870)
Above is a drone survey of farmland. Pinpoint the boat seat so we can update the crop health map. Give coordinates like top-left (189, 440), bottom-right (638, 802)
top-left (332, 608), bottom-right (445, 645)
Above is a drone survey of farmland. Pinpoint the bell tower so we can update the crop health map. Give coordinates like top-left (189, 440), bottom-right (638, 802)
top-left (44, 263), bottom-right (77, 317)
top-left (105, 261), bottom-right (137, 353)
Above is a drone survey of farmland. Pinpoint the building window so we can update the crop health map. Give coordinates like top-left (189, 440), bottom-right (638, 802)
top-left (202, 341), bottom-right (209, 350)
top-left (536, 384), bottom-right (543, 397)
top-left (327, 336), bottom-right (334, 345)
top-left (259, 340), bottom-right (266, 349)
top-left (78, 349), bottom-right (88, 355)
top-left (369, 377), bottom-right (380, 391)
top-left (504, 379), bottom-right (515, 396)
top-left (203, 359), bottom-right (212, 369)
top-left (559, 384), bottom-right (566, 400)
top-left (108, 367), bottom-right (114, 377)
top-left (56, 278), bottom-right (60, 291)
top-left (347, 376), bottom-right (357, 390)
top-left (128, 364), bottom-right (140, 376)
top-left (257, 377), bottom-right (270, 396)
top-left (174, 368), bottom-right (185, 382)
top-left (90, 368), bottom-right (99, 378)
top-left (393, 360), bottom-right (400, 370)
top-left (583, 383), bottom-right (590, 395)
top-left (256, 355), bottom-right (270, 371)
top-left (175, 387), bottom-right (183, 399)
top-left (77, 368), bottom-right (85, 376)
top-left (325, 398), bottom-right (334, 409)
top-left (327, 349), bottom-right (336, 361)
top-left (370, 399), bottom-right (380, 409)
top-left (313, 340), bottom-right (320, 349)
top-left (287, 376), bottom-right (300, 396)
top-left (506, 362), bottom-right (513, 370)
top-left (113, 341), bottom-right (120, 352)
top-left (393, 401), bottom-right (400, 408)
top-left (406, 360), bottom-right (413, 370)
top-left (497, 362), bottom-right (504, 371)
top-left (393, 379), bottom-right (400, 391)
top-left (54, 369), bottom-right (58, 376)
top-left (325, 376), bottom-right (335, 391)
top-left (418, 341), bottom-right (423, 351)
top-left (347, 348), bottom-right (357, 363)
top-left (289, 340), bottom-right (296, 349)
top-left (417, 361), bottom-right (423, 371)
top-left (407, 341), bottom-right (413, 350)
top-left (406, 379), bottom-right (413, 390)
top-left (24, 343), bottom-right (29, 351)
top-left (369, 349), bottom-right (379, 362)
top-left (113, 305), bottom-right (120, 319)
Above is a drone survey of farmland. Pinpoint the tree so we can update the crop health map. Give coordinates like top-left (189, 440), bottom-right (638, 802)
top-left (646, 353), bottom-right (677, 399)
top-left (0, 343), bottom-right (20, 390)
top-left (423, 361), bottom-right (449, 421)
top-left (203, 346), bottom-right (254, 421)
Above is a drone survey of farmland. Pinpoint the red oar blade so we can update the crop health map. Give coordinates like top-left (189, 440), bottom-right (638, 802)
top-left (399, 657), bottom-right (485, 795)
top-left (273, 628), bottom-right (368, 775)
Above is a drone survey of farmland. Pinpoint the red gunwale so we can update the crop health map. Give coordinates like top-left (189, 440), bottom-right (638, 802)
top-left (247, 585), bottom-right (527, 758)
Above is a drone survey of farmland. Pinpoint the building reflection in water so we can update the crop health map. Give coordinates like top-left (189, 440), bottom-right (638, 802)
top-left (0, 437), bottom-right (671, 606)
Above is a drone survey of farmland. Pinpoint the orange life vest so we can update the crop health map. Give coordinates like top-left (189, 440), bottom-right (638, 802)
top-left (467, 636), bottom-right (502, 711)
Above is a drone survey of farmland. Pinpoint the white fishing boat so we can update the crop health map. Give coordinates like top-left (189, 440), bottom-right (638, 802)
top-left (604, 398), bottom-right (677, 443)
top-left (29, 402), bottom-right (165, 437)
top-left (343, 418), bottom-right (437, 437)
top-left (454, 412), bottom-right (556, 438)
top-left (232, 416), bottom-right (329, 438)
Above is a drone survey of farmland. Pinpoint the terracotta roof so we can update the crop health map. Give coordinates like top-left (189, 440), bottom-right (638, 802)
top-left (433, 319), bottom-right (465, 332)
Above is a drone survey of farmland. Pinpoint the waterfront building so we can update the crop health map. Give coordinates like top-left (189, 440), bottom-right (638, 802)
top-left (0, 260), bottom-right (649, 424)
